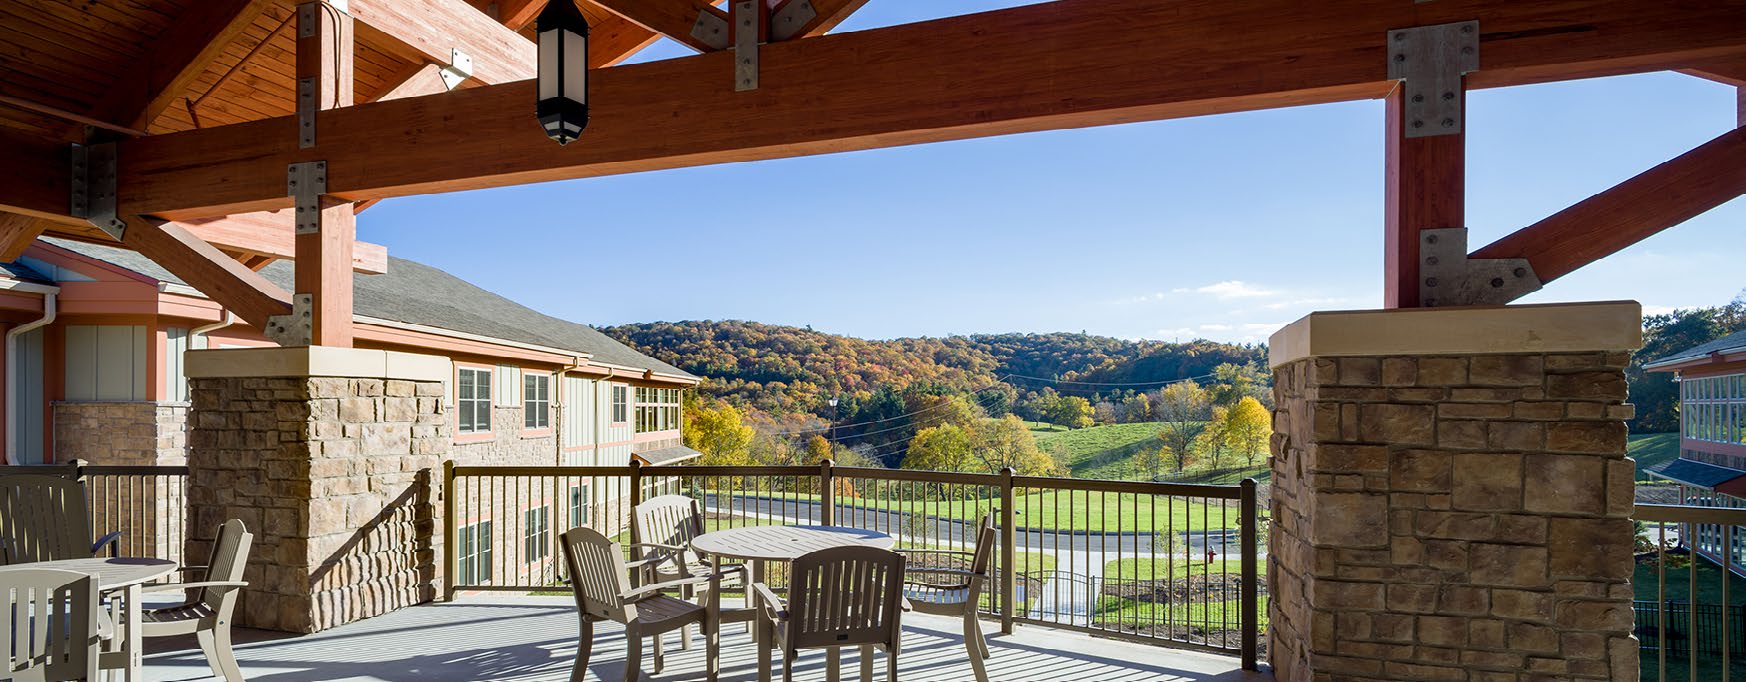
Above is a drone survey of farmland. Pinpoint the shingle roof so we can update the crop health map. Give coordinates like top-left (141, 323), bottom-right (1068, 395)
top-left (1645, 328), bottom-right (1746, 369)
top-left (38, 237), bottom-right (692, 379)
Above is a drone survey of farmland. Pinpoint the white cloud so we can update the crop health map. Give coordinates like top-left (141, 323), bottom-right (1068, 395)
top-left (1199, 323), bottom-right (1234, 332)
top-left (1172, 280), bottom-right (1278, 299)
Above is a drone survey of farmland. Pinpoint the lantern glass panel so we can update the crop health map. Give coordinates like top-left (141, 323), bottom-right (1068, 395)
top-left (564, 30), bottom-right (587, 103)
top-left (538, 29), bottom-right (560, 100)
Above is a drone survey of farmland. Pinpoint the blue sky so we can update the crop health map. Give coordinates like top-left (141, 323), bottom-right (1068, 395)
top-left (361, 1), bottom-right (1746, 345)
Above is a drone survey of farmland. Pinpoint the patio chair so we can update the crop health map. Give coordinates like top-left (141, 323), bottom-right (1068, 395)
top-left (752, 546), bottom-right (905, 682)
top-left (630, 495), bottom-right (748, 646)
top-left (559, 526), bottom-right (722, 682)
top-left (0, 474), bottom-right (121, 564)
top-left (896, 514), bottom-right (995, 682)
top-left (2, 567), bottom-right (109, 681)
top-left (137, 519), bottom-right (252, 682)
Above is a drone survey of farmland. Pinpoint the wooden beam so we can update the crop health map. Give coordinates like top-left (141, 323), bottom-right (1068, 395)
top-left (490, 0), bottom-right (547, 30)
top-left (47, 0), bottom-right (1746, 221)
top-left (1470, 125), bottom-right (1746, 283)
top-left (1384, 87), bottom-right (1466, 309)
top-left (296, 1), bottom-right (358, 348)
top-left (177, 212), bottom-right (388, 274)
top-left (0, 214), bottom-right (47, 262)
top-left (769, 0), bottom-right (869, 40)
top-left (89, 0), bottom-right (273, 131)
top-left (120, 220), bottom-right (293, 329)
top-left (591, 0), bottom-right (727, 53)
top-left (350, 0), bottom-right (537, 84)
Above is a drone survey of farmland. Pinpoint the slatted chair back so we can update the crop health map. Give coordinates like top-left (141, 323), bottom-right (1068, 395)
top-left (0, 474), bottom-right (95, 564)
top-left (786, 546), bottom-right (905, 650)
top-left (1, 568), bottom-right (101, 681)
top-left (632, 495), bottom-right (705, 566)
top-left (199, 519), bottom-right (254, 610)
top-left (559, 526), bottom-right (636, 625)
top-left (966, 514), bottom-right (997, 599)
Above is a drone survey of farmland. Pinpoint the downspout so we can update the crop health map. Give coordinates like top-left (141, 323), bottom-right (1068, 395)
top-left (6, 286), bottom-right (58, 465)
top-left (554, 357), bottom-right (585, 465)
top-left (598, 368), bottom-right (615, 464)
top-left (190, 309), bottom-right (238, 347)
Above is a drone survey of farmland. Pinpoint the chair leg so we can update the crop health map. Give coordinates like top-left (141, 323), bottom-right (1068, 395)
top-left (827, 647), bottom-right (841, 682)
top-left (625, 631), bottom-right (643, 682)
top-left (705, 618), bottom-right (720, 682)
top-left (967, 613), bottom-right (990, 660)
top-left (963, 618), bottom-right (989, 682)
top-left (859, 644), bottom-right (874, 682)
top-left (681, 584), bottom-right (694, 651)
top-left (652, 627), bottom-right (665, 673)
top-left (886, 647), bottom-right (898, 682)
top-left (782, 651), bottom-right (797, 682)
top-left (570, 618), bottom-right (594, 682)
top-left (195, 629), bottom-right (221, 676)
top-left (757, 622), bottom-right (772, 682)
top-left (211, 623), bottom-right (246, 682)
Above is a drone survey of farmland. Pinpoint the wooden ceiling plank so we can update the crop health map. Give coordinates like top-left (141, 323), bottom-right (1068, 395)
top-left (1471, 125), bottom-right (1746, 282)
top-left (589, 0), bottom-right (727, 53)
top-left (88, 0), bottom-right (274, 131)
top-left (349, 0), bottom-right (537, 84)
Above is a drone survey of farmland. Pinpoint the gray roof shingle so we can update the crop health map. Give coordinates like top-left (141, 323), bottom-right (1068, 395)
top-left (38, 237), bottom-right (692, 379)
top-left (1646, 328), bottom-right (1746, 369)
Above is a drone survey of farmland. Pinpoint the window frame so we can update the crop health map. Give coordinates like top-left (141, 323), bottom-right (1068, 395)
top-left (611, 385), bottom-right (628, 424)
top-left (523, 506), bottom-right (549, 561)
top-left (524, 372), bottom-right (552, 432)
top-left (457, 520), bottom-right (494, 585)
top-left (634, 386), bottom-right (683, 434)
top-left (456, 366), bottom-right (493, 436)
top-left (569, 484), bottom-right (590, 530)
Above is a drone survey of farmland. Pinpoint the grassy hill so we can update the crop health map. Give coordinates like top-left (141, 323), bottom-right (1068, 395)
top-left (1036, 422), bottom-right (1167, 478)
top-left (1628, 432), bottom-right (1679, 480)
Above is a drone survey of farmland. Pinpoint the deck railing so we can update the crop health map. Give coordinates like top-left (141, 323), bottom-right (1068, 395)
top-left (1634, 502), bottom-right (1746, 682)
top-left (444, 461), bottom-right (1263, 668)
top-left (0, 461), bottom-right (190, 566)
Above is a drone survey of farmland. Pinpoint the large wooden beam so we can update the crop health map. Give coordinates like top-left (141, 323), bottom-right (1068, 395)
top-left (0, 214), bottom-right (47, 262)
top-left (1470, 125), bottom-right (1746, 283)
top-left (45, 0), bottom-right (1746, 221)
top-left (120, 220), bottom-right (293, 329)
top-left (178, 213), bottom-right (388, 274)
top-left (351, 0), bottom-right (537, 84)
top-left (88, 0), bottom-right (273, 131)
top-left (769, 0), bottom-right (869, 40)
top-left (295, 1), bottom-right (358, 348)
top-left (1384, 88), bottom-right (1466, 309)
top-left (591, 0), bottom-right (727, 53)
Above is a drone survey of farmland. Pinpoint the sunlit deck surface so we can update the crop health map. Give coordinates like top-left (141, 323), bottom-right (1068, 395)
top-left (141, 595), bottom-right (1271, 681)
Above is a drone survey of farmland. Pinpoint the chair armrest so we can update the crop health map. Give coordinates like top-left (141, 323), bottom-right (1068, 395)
top-left (619, 571), bottom-right (723, 601)
top-left (139, 581), bottom-right (247, 594)
top-left (904, 567), bottom-right (984, 580)
top-left (627, 542), bottom-right (687, 553)
top-left (750, 582), bottom-right (786, 623)
top-left (176, 565), bottom-right (210, 573)
top-left (624, 556), bottom-right (668, 570)
top-left (91, 531), bottom-right (122, 558)
top-left (895, 548), bottom-right (974, 557)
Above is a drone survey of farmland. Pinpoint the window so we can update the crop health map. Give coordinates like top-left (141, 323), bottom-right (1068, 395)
top-left (524, 373), bottom-right (551, 429)
top-left (523, 507), bottom-right (549, 560)
top-left (458, 367), bottom-right (492, 433)
top-left (611, 385), bottom-right (628, 423)
top-left (636, 387), bottom-right (683, 433)
top-left (457, 521), bottom-right (493, 585)
top-left (1684, 373), bottom-right (1746, 446)
top-left (570, 485), bottom-right (590, 529)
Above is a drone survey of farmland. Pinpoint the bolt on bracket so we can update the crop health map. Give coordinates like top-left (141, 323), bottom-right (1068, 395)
top-left (691, 11), bottom-right (730, 51)
top-left (1419, 227), bottom-right (1542, 307)
top-left (770, 0), bottom-right (817, 42)
top-left (733, 0), bottom-right (759, 91)
top-left (265, 293), bottom-right (314, 347)
top-left (69, 142), bottom-right (126, 240)
top-left (287, 161), bottom-right (327, 235)
top-left (438, 48), bottom-right (473, 91)
top-left (1387, 20), bottom-right (1478, 138)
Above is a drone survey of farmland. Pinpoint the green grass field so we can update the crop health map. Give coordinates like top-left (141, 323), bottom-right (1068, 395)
top-left (1104, 558), bottom-right (1262, 581)
top-left (1630, 432), bottom-right (1680, 481)
top-left (1635, 555), bottom-right (1746, 681)
top-left (1095, 557), bottom-right (1268, 636)
top-left (775, 487), bottom-right (1240, 533)
top-left (1035, 422), bottom-right (1170, 479)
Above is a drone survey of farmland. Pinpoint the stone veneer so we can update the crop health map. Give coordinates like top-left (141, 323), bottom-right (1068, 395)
top-left (1267, 302), bottom-right (1642, 682)
top-left (54, 401), bottom-right (189, 466)
top-left (185, 347), bottom-right (449, 633)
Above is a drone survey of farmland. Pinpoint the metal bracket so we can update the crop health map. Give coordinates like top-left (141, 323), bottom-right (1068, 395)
top-left (297, 78), bottom-right (317, 148)
top-left (265, 293), bottom-right (314, 347)
top-left (438, 48), bottom-right (473, 91)
top-left (1386, 20), bottom-right (1478, 138)
top-left (297, 2), bottom-right (317, 38)
top-left (68, 143), bottom-right (125, 240)
top-left (770, 0), bottom-right (816, 41)
top-left (733, 0), bottom-right (758, 91)
top-left (691, 11), bottom-right (730, 51)
top-left (287, 161), bottom-right (327, 235)
top-left (1419, 228), bottom-right (1542, 307)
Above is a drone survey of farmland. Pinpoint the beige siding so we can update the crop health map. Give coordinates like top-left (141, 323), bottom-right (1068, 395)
top-left (561, 375), bottom-right (593, 453)
top-left (64, 325), bottom-right (147, 401)
top-left (12, 328), bottom-right (44, 463)
top-left (163, 328), bottom-right (190, 402)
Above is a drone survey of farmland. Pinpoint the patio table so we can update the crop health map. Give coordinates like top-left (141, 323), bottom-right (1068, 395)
top-left (17, 556), bottom-right (178, 682)
top-left (690, 525), bottom-right (896, 677)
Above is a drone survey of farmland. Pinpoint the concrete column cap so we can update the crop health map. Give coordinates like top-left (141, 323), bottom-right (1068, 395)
top-left (1268, 300), bottom-right (1642, 368)
top-left (185, 346), bottom-right (448, 382)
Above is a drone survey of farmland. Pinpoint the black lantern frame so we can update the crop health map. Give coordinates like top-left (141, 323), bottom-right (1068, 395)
top-left (536, 1), bottom-right (589, 145)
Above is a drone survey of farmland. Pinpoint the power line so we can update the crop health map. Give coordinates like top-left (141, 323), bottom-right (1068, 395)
top-left (1004, 371), bottom-right (1219, 388)
top-left (755, 379), bottom-right (1013, 437)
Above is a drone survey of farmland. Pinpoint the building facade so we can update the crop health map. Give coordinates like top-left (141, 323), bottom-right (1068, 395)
top-left (1645, 328), bottom-right (1746, 572)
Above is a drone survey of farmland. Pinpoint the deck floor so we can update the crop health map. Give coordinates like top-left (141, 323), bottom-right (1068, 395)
top-left (140, 596), bottom-right (1272, 681)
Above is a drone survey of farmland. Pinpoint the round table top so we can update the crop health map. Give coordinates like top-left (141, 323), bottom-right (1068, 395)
top-left (691, 525), bottom-right (895, 562)
top-left (7, 557), bottom-right (178, 590)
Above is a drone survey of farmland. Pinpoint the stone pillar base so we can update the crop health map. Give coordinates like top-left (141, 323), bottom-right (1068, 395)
top-left (1266, 302), bottom-right (1643, 682)
top-left (185, 347), bottom-right (450, 633)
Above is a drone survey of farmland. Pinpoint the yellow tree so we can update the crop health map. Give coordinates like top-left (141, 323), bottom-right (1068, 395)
top-left (1195, 406), bottom-right (1232, 469)
top-left (685, 402), bottom-right (755, 466)
top-left (901, 423), bottom-right (975, 472)
top-left (972, 415), bottom-right (1062, 476)
top-left (1224, 396), bottom-right (1272, 465)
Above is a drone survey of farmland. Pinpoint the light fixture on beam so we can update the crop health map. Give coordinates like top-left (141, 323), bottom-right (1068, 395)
top-left (536, 0), bottom-right (589, 145)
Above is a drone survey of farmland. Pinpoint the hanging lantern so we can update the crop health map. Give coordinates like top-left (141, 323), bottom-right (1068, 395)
top-left (536, 0), bottom-right (589, 145)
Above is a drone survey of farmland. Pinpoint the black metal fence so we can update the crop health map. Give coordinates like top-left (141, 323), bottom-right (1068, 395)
top-left (1636, 600), bottom-right (1746, 657)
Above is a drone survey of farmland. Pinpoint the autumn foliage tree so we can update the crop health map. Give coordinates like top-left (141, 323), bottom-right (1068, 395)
top-left (1224, 396), bottom-right (1272, 465)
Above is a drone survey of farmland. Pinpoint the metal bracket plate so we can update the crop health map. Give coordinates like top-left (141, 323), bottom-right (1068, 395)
top-left (297, 78), bottom-right (317, 148)
top-left (69, 142), bottom-right (125, 240)
top-left (770, 0), bottom-right (816, 41)
top-left (691, 11), bottom-right (730, 51)
top-left (287, 161), bottom-right (327, 235)
top-left (265, 293), bottom-right (314, 347)
top-left (1386, 20), bottom-right (1478, 138)
top-left (1419, 228), bottom-right (1542, 307)
top-left (297, 2), bottom-right (317, 38)
top-left (733, 0), bottom-right (758, 91)
top-left (439, 48), bottom-right (473, 90)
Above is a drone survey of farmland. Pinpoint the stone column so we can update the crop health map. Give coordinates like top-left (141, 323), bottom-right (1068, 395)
top-left (1267, 301), bottom-right (1642, 682)
top-left (185, 347), bottom-right (449, 633)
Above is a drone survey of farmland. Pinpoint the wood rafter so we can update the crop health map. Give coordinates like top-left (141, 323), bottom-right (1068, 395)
top-left (0, 213), bottom-right (47, 262)
top-left (1470, 125), bottom-right (1746, 283)
top-left (351, 0), bottom-right (537, 84)
top-left (769, 0), bottom-right (870, 40)
top-left (178, 213), bottom-right (388, 274)
top-left (89, 0), bottom-right (273, 132)
top-left (591, 0), bottom-right (727, 53)
top-left (120, 220), bottom-right (293, 329)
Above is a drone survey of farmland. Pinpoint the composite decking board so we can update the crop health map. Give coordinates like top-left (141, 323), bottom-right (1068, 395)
top-left (138, 597), bottom-right (1266, 682)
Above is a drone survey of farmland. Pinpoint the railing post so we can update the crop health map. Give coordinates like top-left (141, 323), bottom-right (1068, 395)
top-left (629, 459), bottom-right (644, 519)
top-left (442, 459), bottom-right (457, 602)
top-left (68, 458), bottom-right (88, 480)
top-left (1240, 477), bottom-right (1259, 671)
top-left (819, 459), bottom-right (835, 526)
top-left (1000, 466), bottom-right (1016, 635)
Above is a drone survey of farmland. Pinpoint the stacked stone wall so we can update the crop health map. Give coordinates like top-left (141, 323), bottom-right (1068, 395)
top-left (1269, 351), bottom-right (1639, 682)
top-left (54, 401), bottom-right (188, 466)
